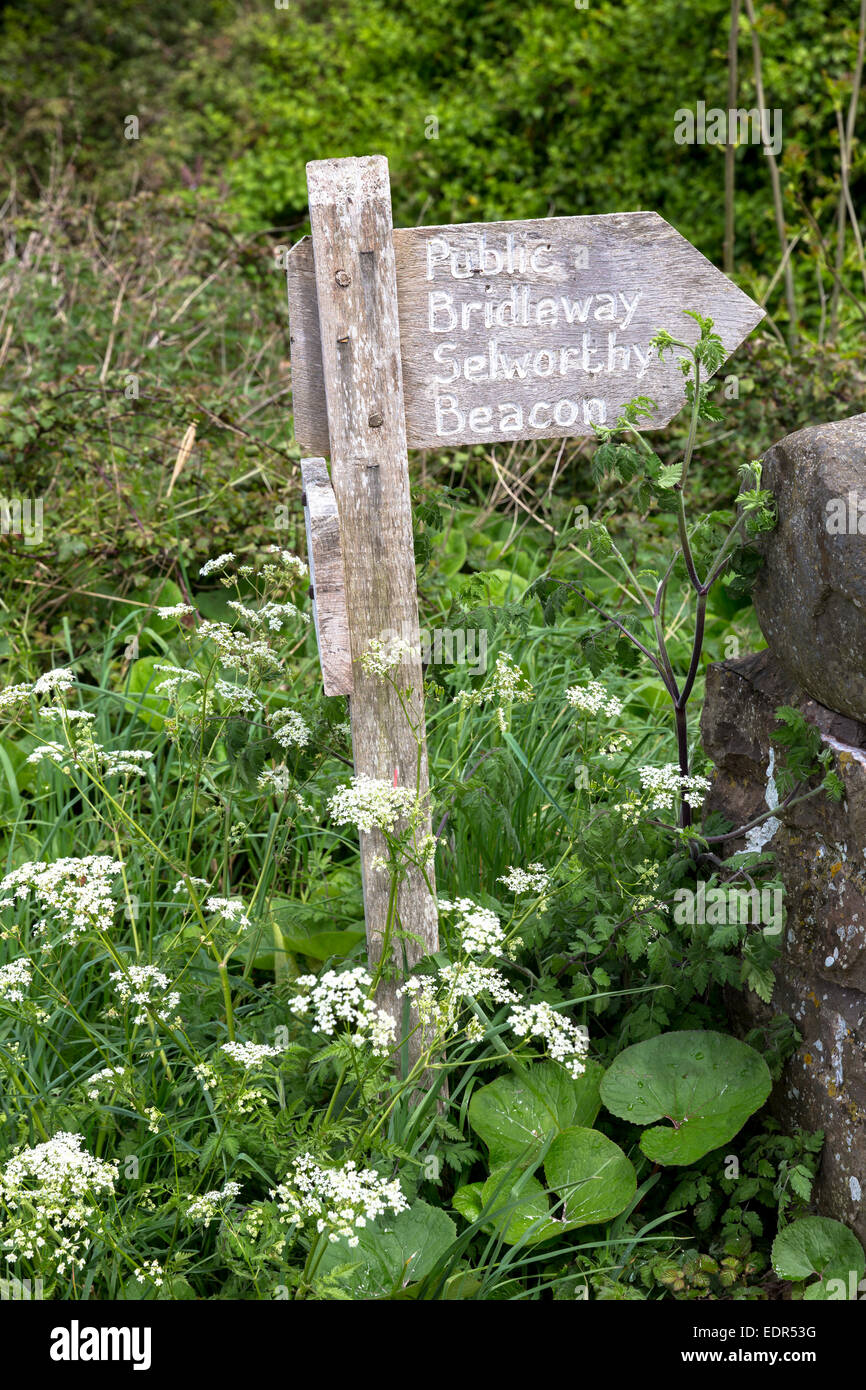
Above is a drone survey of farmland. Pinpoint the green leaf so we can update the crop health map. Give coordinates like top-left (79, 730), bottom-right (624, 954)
top-left (544, 1126), bottom-right (636, 1228)
top-left (452, 1182), bottom-right (485, 1225)
top-left (122, 655), bottom-right (172, 730)
top-left (656, 462), bottom-right (683, 490)
top-left (468, 1060), bottom-right (605, 1168)
top-left (479, 1168), bottom-right (556, 1245)
top-left (600, 1030), bottom-right (771, 1166)
top-left (270, 894), bottom-right (364, 962)
top-left (315, 1200), bottom-right (457, 1298)
top-left (772, 1217), bottom-right (865, 1300)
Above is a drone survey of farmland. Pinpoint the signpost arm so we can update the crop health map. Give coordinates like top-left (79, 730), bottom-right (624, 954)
top-left (306, 155), bottom-right (439, 1054)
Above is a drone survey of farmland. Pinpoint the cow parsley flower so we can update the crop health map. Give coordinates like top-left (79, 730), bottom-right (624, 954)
top-left (134, 1259), bottom-right (165, 1286)
top-left (0, 856), bottom-right (123, 947)
top-left (271, 1155), bottom-right (407, 1247)
top-left (26, 734), bottom-right (154, 780)
top-left (506, 1002), bottom-right (589, 1078)
top-left (566, 681), bottom-right (623, 719)
top-left (289, 966), bottom-right (397, 1056)
top-left (32, 668), bottom-right (76, 698)
top-left (272, 710), bottom-right (312, 750)
top-left (0, 958), bottom-right (33, 1002)
top-left (110, 965), bottom-right (180, 1026)
top-left (399, 962), bottom-right (518, 1036)
top-left (0, 1132), bottom-right (117, 1277)
top-left (257, 765), bottom-right (292, 795)
top-left (199, 553), bottom-right (235, 577)
top-left (206, 897), bottom-right (251, 930)
top-left (455, 651), bottom-right (533, 731)
top-left (360, 637), bottom-right (416, 679)
top-left (438, 898), bottom-right (505, 956)
top-left (185, 1181), bottom-right (242, 1228)
top-left (156, 603), bottom-right (195, 619)
top-left (327, 776), bottom-right (419, 835)
top-left (228, 599), bottom-right (309, 631)
top-left (85, 1065), bottom-right (126, 1100)
top-left (498, 864), bottom-right (550, 896)
top-left (261, 546), bottom-right (308, 582)
top-left (638, 764), bottom-right (712, 811)
top-left (220, 1041), bottom-right (285, 1067)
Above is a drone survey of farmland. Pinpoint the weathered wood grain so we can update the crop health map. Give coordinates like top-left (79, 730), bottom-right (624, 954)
top-left (300, 457), bottom-right (353, 697)
top-left (306, 155), bottom-right (439, 1054)
top-left (288, 210), bottom-right (764, 452)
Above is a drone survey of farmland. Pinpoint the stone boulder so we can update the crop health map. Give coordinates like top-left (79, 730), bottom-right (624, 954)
top-left (701, 648), bottom-right (866, 1243)
top-left (751, 413), bottom-right (866, 724)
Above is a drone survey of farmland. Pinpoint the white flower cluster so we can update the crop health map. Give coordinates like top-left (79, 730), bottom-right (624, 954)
top-left (257, 765), bottom-right (292, 795)
top-left (439, 898), bottom-right (505, 956)
top-left (327, 776), bottom-right (419, 835)
top-left (271, 1155), bottom-right (407, 1247)
top-left (110, 965), bottom-right (180, 1026)
top-left (156, 603), bottom-right (195, 619)
top-left (206, 897), bottom-right (252, 930)
top-left (134, 1259), bottom-right (165, 1286)
top-left (213, 679), bottom-right (263, 715)
top-left (153, 665), bottom-right (203, 701)
top-left (506, 1002), bottom-right (590, 1079)
top-left (199, 553), bottom-right (235, 577)
top-left (26, 733), bottom-right (154, 780)
top-left (0, 1132), bottom-right (118, 1277)
top-left (360, 637), bottom-right (416, 679)
top-left (228, 599), bottom-right (309, 632)
top-left (638, 763), bottom-right (712, 811)
top-left (196, 620), bottom-right (276, 676)
top-left (0, 958), bottom-right (33, 1002)
top-left (220, 1040), bottom-right (285, 1067)
top-left (185, 1181), bottom-right (242, 1228)
top-left (455, 652), bottom-right (533, 731)
top-left (565, 680), bottom-right (623, 719)
top-left (0, 856), bottom-right (123, 947)
top-left (498, 863), bottom-right (550, 896)
top-left (260, 546), bottom-right (308, 583)
top-left (85, 1065), bottom-right (126, 1100)
top-left (0, 667), bottom-right (75, 714)
top-left (399, 961), bottom-right (518, 1036)
top-left (272, 709), bottom-right (312, 750)
top-left (289, 967), bottom-right (397, 1056)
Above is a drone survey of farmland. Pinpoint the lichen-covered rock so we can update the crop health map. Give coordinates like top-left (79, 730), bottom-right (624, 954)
top-left (751, 413), bottom-right (866, 723)
top-left (702, 648), bottom-right (866, 1241)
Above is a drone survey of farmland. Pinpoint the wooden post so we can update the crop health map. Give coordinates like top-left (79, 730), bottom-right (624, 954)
top-left (305, 156), bottom-right (439, 1046)
top-left (300, 458), bottom-right (353, 698)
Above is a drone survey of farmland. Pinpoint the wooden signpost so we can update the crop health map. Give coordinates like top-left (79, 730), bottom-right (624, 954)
top-left (287, 154), bottom-right (764, 1051)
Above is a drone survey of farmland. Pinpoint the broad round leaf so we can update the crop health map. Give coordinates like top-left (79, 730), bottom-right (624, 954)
top-left (315, 1200), bottom-right (457, 1297)
top-left (479, 1168), bottom-right (557, 1246)
top-left (544, 1126), bottom-right (636, 1228)
top-left (468, 1060), bottom-right (604, 1168)
top-left (599, 1030), bottom-right (771, 1166)
top-left (772, 1217), bottom-right (865, 1300)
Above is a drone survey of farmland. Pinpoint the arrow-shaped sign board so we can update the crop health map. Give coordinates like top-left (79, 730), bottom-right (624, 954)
top-left (287, 210), bottom-right (764, 454)
top-left (286, 156), bottom-right (765, 1072)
